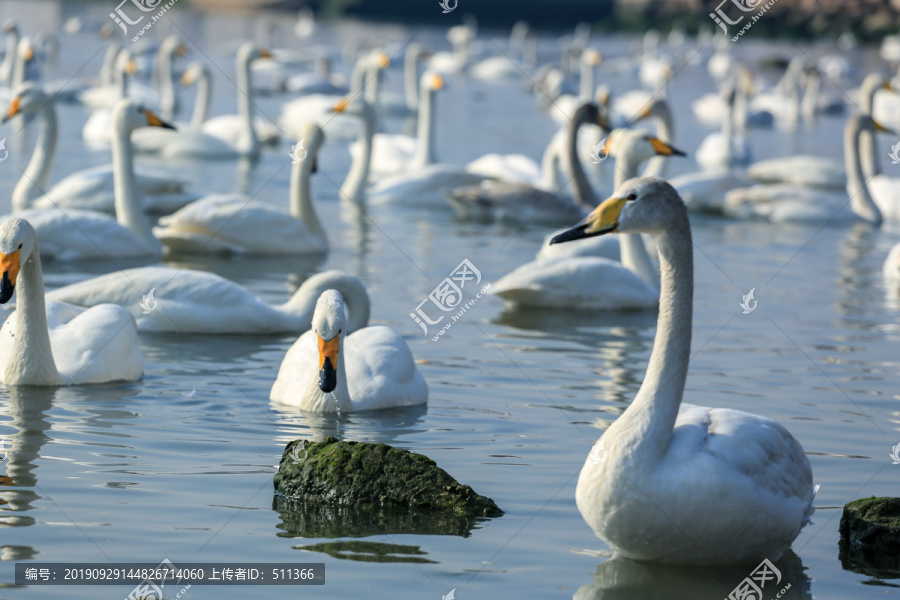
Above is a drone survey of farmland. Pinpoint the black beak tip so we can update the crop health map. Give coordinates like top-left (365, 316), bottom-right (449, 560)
top-left (161, 121), bottom-right (177, 130)
top-left (550, 224), bottom-right (588, 245)
top-left (0, 275), bottom-right (14, 304)
top-left (318, 359), bottom-right (337, 393)
top-left (672, 147), bottom-right (687, 157)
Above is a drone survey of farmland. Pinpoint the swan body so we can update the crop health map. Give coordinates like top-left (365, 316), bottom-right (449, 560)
top-left (447, 103), bottom-right (607, 225)
top-left (369, 164), bottom-right (490, 207)
top-left (47, 268), bottom-right (369, 335)
top-left (4, 83), bottom-right (197, 214)
top-left (746, 155), bottom-right (845, 189)
top-left (153, 123), bottom-right (328, 255)
top-left (132, 43), bottom-right (274, 158)
top-left (465, 153), bottom-right (541, 186)
top-left (723, 114), bottom-right (885, 224)
top-left (270, 289), bottom-right (427, 413)
top-left (0, 218), bottom-right (143, 385)
top-left (489, 128), bottom-right (687, 309)
top-left (669, 170), bottom-right (755, 214)
top-left (552, 177), bottom-right (814, 564)
top-left (348, 72), bottom-right (443, 181)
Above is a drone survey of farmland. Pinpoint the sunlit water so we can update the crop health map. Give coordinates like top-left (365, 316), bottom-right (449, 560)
top-left (0, 3), bottom-right (898, 599)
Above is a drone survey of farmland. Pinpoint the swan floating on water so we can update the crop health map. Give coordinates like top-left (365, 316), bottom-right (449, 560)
top-left (0, 218), bottom-right (143, 385)
top-left (551, 176), bottom-right (815, 565)
top-left (270, 289), bottom-right (427, 413)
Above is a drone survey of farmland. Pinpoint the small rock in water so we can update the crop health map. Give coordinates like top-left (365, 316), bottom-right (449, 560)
top-left (839, 496), bottom-right (900, 578)
top-left (273, 437), bottom-right (502, 538)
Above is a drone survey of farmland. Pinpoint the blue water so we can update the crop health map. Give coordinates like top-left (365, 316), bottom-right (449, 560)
top-left (0, 3), bottom-right (898, 599)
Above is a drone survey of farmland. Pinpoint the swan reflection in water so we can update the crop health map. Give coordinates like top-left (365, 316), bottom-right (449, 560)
top-left (574, 551), bottom-right (812, 600)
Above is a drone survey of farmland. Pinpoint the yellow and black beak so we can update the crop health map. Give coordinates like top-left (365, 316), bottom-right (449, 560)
top-left (376, 53), bottom-right (390, 69)
top-left (181, 70), bottom-right (194, 86)
top-left (551, 195), bottom-right (628, 245)
top-left (0, 249), bottom-right (21, 304)
top-left (125, 58), bottom-right (137, 75)
top-left (648, 136), bottom-right (686, 157)
top-left (143, 109), bottom-right (176, 130)
top-left (874, 119), bottom-right (894, 134)
top-left (3, 95), bottom-right (21, 124)
top-left (317, 333), bottom-right (340, 393)
top-left (175, 43), bottom-right (188, 57)
top-left (22, 45), bottom-right (34, 63)
top-left (258, 49), bottom-right (273, 60)
top-left (331, 98), bottom-right (349, 113)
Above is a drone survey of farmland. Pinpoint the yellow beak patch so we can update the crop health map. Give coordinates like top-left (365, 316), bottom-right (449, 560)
top-left (0, 249), bottom-right (21, 287)
top-left (318, 333), bottom-right (340, 370)
top-left (5, 96), bottom-right (21, 120)
top-left (583, 196), bottom-right (627, 235)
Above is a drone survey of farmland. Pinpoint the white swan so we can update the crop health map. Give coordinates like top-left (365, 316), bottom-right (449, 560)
top-left (0, 218), bottom-right (143, 385)
top-left (490, 129), bottom-right (687, 310)
top-left (153, 122), bottom-right (328, 255)
top-left (47, 269), bottom-right (369, 335)
top-left (885, 244), bottom-right (900, 283)
top-left (280, 51), bottom-right (389, 141)
top-left (552, 176), bottom-right (815, 565)
top-left (547, 49), bottom-right (603, 125)
top-left (4, 83), bottom-right (197, 214)
top-left (132, 43), bottom-right (276, 158)
top-left (696, 84), bottom-right (752, 170)
top-left (371, 43), bottom-right (432, 118)
top-left (5, 98), bottom-right (171, 260)
top-left (270, 289), bottom-right (427, 413)
top-left (348, 71), bottom-right (443, 181)
top-left (446, 102), bottom-right (609, 226)
top-left (745, 73), bottom-right (891, 190)
top-left (723, 113), bottom-right (885, 224)
top-left (82, 49), bottom-right (154, 146)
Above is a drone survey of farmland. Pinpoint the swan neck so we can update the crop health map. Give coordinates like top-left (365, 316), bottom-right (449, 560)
top-left (405, 49), bottom-right (420, 110)
top-left (846, 117), bottom-right (882, 225)
top-left (615, 149), bottom-right (660, 290)
top-left (566, 113), bottom-right (597, 210)
top-left (539, 136), bottom-right (561, 190)
top-left (412, 82), bottom-right (436, 168)
top-left (341, 104), bottom-right (374, 203)
top-left (617, 219), bottom-right (693, 462)
top-left (13, 100), bottom-right (57, 211)
top-left (112, 119), bottom-right (161, 252)
top-left (578, 55), bottom-right (593, 100)
top-left (190, 69), bottom-right (211, 128)
top-left (289, 147), bottom-right (325, 241)
top-left (642, 104), bottom-right (674, 179)
top-left (8, 245), bottom-right (62, 385)
top-left (0, 27), bottom-right (19, 84)
top-left (158, 45), bottom-right (177, 120)
top-left (235, 51), bottom-right (259, 155)
top-left (100, 41), bottom-right (121, 86)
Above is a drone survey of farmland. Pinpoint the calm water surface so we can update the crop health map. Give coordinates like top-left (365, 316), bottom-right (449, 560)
top-left (0, 4), bottom-right (898, 599)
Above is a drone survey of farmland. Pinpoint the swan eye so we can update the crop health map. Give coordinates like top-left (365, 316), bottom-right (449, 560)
top-left (626, 194), bottom-right (637, 201)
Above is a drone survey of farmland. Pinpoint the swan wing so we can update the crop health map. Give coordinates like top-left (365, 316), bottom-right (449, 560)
top-left (344, 326), bottom-right (428, 410)
top-left (19, 208), bottom-right (154, 260)
top-left (491, 257), bottom-right (658, 310)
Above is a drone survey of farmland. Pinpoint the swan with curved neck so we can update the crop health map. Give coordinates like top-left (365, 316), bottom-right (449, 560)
top-left (181, 61), bottom-right (211, 128)
top-left (5, 83), bottom-right (198, 214)
top-left (0, 21), bottom-right (20, 85)
top-left (723, 113), bottom-right (887, 224)
top-left (134, 43), bottom-right (274, 158)
top-left (4, 94), bottom-right (172, 259)
top-left (0, 218), bottom-right (143, 385)
top-left (156, 36), bottom-right (187, 120)
top-left (153, 122), bottom-right (328, 255)
top-left (48, 268), bottom-right (370, 335)
top-left (335, 97), bottom-right (375, 203)
top-left (489, 128), bottom-right (687, 310)
top-left (349, 71), bottom-right (443, 180)
top-left (551, 177), bottom-right (815, 565)
top-left (270, 289), bottom-right (427, 413)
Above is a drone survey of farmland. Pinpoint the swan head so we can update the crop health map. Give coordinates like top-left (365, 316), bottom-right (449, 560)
top-left (420, 71), bottom-right (444, 93)
top-left (0, 218), bottom-right (36, 304)
top-left (550, 177), bottom-right (685, 243)
top-left (574, 103), bottom-right (612, 132)
top-left (2, 82), bottom-right (48, 123)
top-left (331, 96), bottom-right (372, 118)
top-left (111, 99), bottom-right (175, 134)
top-left (236, 42), bottom-right (272, 65)
top-left (2, 20), bottom-right (17, 35)
top-left (297, 122), bottom-right (325, 169)
top-left (604, 128), bottom-right (686, 163)
top-left (161, 35), bottom-right (188, 58)
top-left (311, 290), bottom-right (346, 394)
top-left (115, 49), bottom-right (137, 76)
top-left (181, 62), bottom-right (208, 87)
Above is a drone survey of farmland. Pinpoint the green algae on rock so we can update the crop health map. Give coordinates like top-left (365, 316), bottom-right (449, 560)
top-left (273, 437), bottom-right (502, 537)
top-left (839, 496), bottom-right (900, 578)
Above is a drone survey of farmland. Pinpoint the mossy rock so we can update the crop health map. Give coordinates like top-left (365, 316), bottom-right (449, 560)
top-left (839, 496), bottom-right (900, 579)
top-left (273, 437), bottom-right (502, 537)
